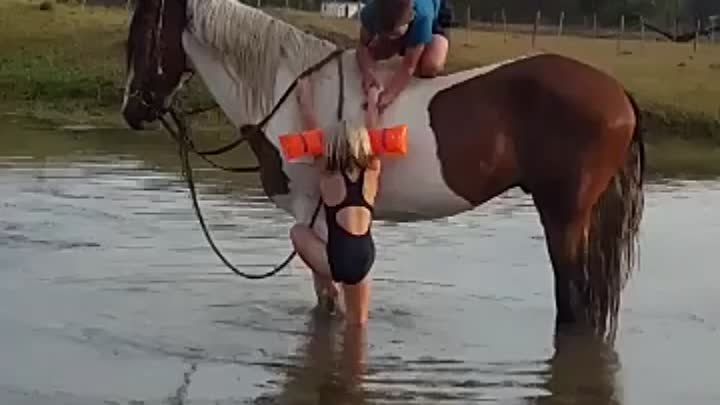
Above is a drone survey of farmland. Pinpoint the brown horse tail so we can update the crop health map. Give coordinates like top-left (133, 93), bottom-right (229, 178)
top-left (583, 90), bottom-right (645, 341)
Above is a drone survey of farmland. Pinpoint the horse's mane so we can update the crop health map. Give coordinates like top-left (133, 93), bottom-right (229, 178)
top-left (186, 0), bottom-right (337, 116)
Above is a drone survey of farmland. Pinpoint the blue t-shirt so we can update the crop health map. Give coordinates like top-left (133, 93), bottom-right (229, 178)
top-left (360, 0), bottom-right (441, 47)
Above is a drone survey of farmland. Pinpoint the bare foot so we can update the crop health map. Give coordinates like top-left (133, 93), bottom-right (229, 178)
top-left (312, 275), bottom-right (341, 315)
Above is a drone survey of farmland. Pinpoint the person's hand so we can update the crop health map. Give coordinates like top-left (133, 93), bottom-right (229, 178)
top-left (361, 71), bottom-right (380, 96)
top-left (377, 87), bottom-right (399, 113)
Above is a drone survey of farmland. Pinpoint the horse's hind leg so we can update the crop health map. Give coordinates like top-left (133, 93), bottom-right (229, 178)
top-left (534, 199), bottom-right (593, 330)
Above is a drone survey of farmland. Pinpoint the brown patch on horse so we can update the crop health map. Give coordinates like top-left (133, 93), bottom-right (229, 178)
top-left (241, 125), bottom-right (290, 197)
top-left (427, 63), bottom-right (523, 205)
top-left (428, 54), bottom-right (634, 206)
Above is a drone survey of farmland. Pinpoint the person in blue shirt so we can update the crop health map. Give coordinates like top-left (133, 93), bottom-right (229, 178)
top-left (356, 0), bottom-right (453, 112)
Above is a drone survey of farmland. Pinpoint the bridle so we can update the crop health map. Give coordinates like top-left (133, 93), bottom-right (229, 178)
top-left (126, 0), bottom-right (347, 279)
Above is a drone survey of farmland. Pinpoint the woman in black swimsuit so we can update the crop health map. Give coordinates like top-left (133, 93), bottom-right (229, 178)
top-left (290, 79), bottom-right (381, 326)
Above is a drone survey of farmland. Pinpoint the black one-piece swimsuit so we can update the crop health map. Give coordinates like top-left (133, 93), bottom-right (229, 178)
top-left (324, 169), bottom-right (376, 285)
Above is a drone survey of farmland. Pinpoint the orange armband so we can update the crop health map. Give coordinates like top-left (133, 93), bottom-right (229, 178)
top-left (278, 124), bottom-right (408, 161)
top-left (368, 125), bottom-right (408, 156)
top-left (278, 128), bottom-right (325, 161)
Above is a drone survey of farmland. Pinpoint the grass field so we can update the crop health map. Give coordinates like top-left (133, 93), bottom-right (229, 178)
top-left (0, 0), bottom-right (127, 121)
top-left (278, 10), bottom-right (720, 138)
top-left (1, 0), bottom-right (719, 141)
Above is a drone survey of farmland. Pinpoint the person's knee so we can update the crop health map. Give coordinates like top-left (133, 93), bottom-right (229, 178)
top-left (417, 40), bottom-right (448, 78)
top-left (289, 224), bottom-right (307, 246)
top-left (417, 60), bottom-right (444, 78)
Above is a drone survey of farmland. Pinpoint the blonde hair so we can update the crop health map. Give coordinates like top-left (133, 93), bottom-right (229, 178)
top-left (325, 121), bottom-right (374, 173)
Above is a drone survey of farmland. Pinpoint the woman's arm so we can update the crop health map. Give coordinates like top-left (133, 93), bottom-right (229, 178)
top-left (294, 78), bottom-right (325, 166)
top-left (296, 78), bottom-right (318, 130)
top-left (365, 86), bottom-right (381, 130)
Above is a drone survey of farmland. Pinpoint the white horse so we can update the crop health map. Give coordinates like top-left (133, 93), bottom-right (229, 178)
top-left (121, 0), bottom-right (646, 341)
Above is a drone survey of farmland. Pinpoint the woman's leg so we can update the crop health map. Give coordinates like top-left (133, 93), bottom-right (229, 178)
top-left (289, 224), bottom-right (339, 303)
top-left (342, 280), bottom-right (371, 326)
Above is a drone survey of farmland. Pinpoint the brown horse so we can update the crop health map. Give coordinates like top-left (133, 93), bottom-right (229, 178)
top-left (121, 0), bottom-right (645, 343)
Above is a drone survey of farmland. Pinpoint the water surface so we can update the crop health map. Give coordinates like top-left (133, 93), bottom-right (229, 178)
top-left (1, 117), bottom-right (718, 405)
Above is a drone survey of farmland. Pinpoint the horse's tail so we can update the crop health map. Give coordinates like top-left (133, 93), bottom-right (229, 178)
top-left (583, 90), bottom-right (645, 341)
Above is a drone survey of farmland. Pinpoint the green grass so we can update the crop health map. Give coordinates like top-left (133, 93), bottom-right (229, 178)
top-left (645, 137), bottom-right (720, 179)
top-left (1, 1), bottom-right (719, 141)
top-left (0, 0), bottom-right (128, 121)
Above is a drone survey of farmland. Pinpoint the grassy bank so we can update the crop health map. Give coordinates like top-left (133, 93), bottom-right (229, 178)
top-left (0, 0), bottom-right (127, 122)
top-left (1, 1), bottom-right (720, 165)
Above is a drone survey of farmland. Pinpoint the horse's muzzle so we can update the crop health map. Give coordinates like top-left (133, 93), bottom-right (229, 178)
top-left (121, 99), bottom-right (157, 130)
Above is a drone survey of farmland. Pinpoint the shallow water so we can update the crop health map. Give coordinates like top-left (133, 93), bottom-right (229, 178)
top-left (1, 117), bottom-right (719, 405)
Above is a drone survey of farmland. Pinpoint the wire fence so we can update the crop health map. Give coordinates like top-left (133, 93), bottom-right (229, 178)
top-left (257, 1), bottom-right (719, 56)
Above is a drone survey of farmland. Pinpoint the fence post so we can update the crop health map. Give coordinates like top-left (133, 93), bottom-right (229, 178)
top-left (712, 19), bottom-right (716, 44)
top-left (532, 10), bottom-right (541, 48)
top-left (465, 4), bottom-right (471, 45)
top-left (640, 15), bottom-right (645, 45)
top-left (617, 15), bottom-right (625, 55)
top-left (558, 11), bottom-right (565, 37)
top-left (694, 19), bottom-right (700, 53)
top-left (502, 8), bottom-right (507, 43)
top-left (593, 13), bottom-right (598, 38)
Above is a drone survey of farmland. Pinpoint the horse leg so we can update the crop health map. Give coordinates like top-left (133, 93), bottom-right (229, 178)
top-left (535, 204), bottom-right (592, 330)
top-left (533, 120), bottom-right (644, 341)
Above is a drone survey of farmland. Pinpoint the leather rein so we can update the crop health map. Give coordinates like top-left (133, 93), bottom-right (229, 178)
top-left (154, 49), bottom-right (345, 279)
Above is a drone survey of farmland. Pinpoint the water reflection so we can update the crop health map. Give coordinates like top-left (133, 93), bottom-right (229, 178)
top-left (259, 314), bottom-right (369, 405)
top-left (259, 318), bottom-right (623, 405)
top-left (526, 334), bottom-right (622, 405)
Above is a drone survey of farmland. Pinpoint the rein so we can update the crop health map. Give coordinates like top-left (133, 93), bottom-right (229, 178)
top-left (157, 49), bottom-right (345, 279)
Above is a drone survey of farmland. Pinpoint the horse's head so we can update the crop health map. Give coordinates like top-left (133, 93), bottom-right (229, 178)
top-left (122, 0), bottom-right (191, 130)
